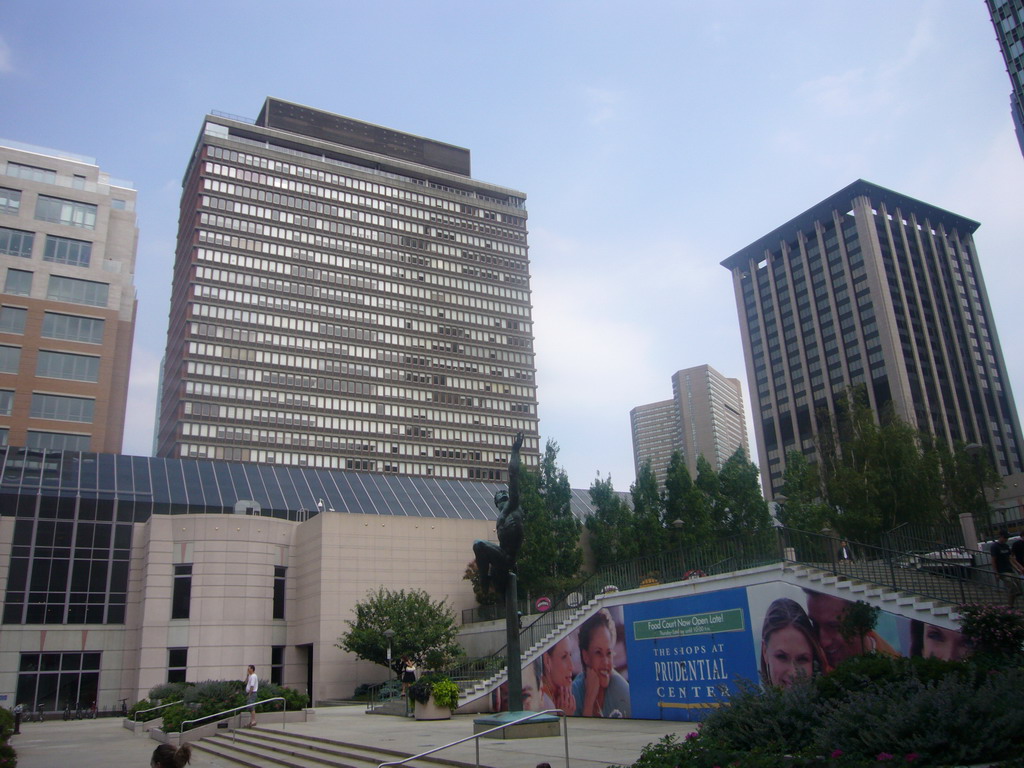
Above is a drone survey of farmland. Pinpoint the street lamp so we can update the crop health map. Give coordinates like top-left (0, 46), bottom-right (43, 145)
top-left (383, 629), bottom-right (395, 684)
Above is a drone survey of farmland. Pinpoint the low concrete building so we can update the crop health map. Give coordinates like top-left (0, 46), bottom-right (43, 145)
top-left (0, 446), bottom-right (594, 709)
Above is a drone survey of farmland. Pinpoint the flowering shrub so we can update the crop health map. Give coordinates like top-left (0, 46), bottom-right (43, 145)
top-left (620, 657), bottom-right (1024, 768)
top-left (957, 603), bottom-right (1024, 657)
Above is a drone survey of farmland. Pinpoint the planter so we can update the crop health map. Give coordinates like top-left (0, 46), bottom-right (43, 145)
top-left (414, 698), bottom-right (452, 721)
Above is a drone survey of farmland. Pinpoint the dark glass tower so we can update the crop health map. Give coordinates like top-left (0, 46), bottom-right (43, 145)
top-left (985, 0), bottom-right (1024, 156)
top-left (722, 180), bottom-right (1023, 498)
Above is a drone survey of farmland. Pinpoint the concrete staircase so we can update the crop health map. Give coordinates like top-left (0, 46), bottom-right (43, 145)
top-left (455, 597), bottom-right (601, 705)
top-left (783, 560), bottom-right (1005, 617)
top-left (191, 726), bottom-right (491, 768)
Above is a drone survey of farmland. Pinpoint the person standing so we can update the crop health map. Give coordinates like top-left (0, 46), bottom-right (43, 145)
top-left (245, 664), bottom-right (259, 727)
top-left (400, 657), bottom-right (416, 696)
top-left (1011, 533), bottom-right (1024, 573)
top-left (990, 530), bottom-right (1024, 608)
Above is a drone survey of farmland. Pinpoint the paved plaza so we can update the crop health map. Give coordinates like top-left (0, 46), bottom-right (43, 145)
top-left (11, 705), bottom-right (697, 768)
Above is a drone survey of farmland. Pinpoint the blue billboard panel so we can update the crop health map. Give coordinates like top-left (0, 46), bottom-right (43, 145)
top-left (622, 587), bottom-right (757, 721)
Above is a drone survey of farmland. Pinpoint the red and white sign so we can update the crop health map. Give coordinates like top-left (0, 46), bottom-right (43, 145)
top-left (535, 596), bottom-right (552, 612)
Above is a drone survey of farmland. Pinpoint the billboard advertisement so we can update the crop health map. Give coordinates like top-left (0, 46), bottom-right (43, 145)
top-left (491, 582), bottom-right (969, 721)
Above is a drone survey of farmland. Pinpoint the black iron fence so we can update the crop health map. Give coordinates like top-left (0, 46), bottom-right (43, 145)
top-left (779, 527), bottom-right (1001, 606)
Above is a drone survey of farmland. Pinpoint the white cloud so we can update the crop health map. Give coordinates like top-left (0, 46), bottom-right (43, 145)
top-left (0, 35), bottom-right (13, 74)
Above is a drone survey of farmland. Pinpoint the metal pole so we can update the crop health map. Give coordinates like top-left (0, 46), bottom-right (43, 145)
top-left (563, 714), bottom-right (570, 768)
top-left (506, 572), bottom-right (523, 712)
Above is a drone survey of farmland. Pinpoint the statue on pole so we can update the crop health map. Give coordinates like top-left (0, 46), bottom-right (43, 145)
top-left (472, 431), bottom-right (524, 596)
top-left (473, 431), bottom-right (526, 712)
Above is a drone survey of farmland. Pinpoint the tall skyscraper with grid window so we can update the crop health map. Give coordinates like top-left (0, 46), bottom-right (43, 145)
top-left (985, 0), bottom-right (1024, 156)
top-left (0, 139), bottom-right (137, 453)
top-left (722, 180), bottom-right (1023, 499)
top-left (156, 99), bottom-right (539, 479)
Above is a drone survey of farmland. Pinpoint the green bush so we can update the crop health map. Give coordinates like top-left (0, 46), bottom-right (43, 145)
top-left (814, 653), bottom-right (969, 700)
top-left (158, 703), bottom-right (191, 733)
top-left (128, 698), bottom-right (153, 720)
top-left (0, 741), bottom-right (17, 768)
top-left (430, 678), bottom-right (460, 711)
top-left (817, 670), bottom-right (1024, 765)
top-left (255, 682), bottom-right (308, 711)
top-left (0, 708), bottom-right (13, 742)
top-left (697, 679), bottom-right (822, 755)
top-left (147, 682), bottom-right (191, 702)
top-left (626, 661), bottom-right (1024, 768)
top-left (159, 678), bottom-right (307, 732)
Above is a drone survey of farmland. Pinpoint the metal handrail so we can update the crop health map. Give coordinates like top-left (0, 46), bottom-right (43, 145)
top-left (377, 708), bottom-right (568, 768)
top-left (178, 695), bottom-right (287, 735)
top-left (780, 527), bottom-right (1003, 606)
top-left (133, 701), bottom-right (177, 722)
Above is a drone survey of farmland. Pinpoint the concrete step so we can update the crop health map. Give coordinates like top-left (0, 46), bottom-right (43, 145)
top-left (195, 727), bottom-right (491, 768)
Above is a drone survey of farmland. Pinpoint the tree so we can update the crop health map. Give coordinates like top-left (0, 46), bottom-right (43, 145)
top-left (777, 450), bottom-right (832, 532)
top-left (337, 588), bottom-right (462, 674)
top-left (663, 451), bottom-right (712, 550)
top-left (586, 474), bottom-right (638, 569)
top-left (462, 560), bottom-right (497, 606)
top-left (515, 440), bottom-right (583, 598)
top-left (717, 448), bottom-right (774, 536)
top-left (812, 388), bottom-right (1003, 543)
top-left (630, 459), bottom-right (668, 556)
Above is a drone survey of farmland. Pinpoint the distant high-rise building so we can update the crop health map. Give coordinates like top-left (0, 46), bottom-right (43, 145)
top-left (157, 99), bottom-right (539, 479)
top-left (629, 399), bottom-right (679, 486)
top-left (0, 140), bottom-right (137, 453)
top-left (631, 364), bottom-right (749, 485)
top-left (985, 0), bottom-right (1024, 156)
top-left (722, 180), bottom-right (1023, 499)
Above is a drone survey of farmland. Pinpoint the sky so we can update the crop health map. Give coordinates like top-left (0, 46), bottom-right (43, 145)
top-left (1, 1), bottom-right (1022, 493)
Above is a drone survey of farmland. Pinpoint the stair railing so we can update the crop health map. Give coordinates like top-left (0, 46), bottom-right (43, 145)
top-left (779, 527), bottom-right (1001, 606)
top-left (377, 708), bottom-right (569, 768)
top-left (132, 701), bottom-right (178, 722)
top-left (177, 695), bottom-right (287, 741)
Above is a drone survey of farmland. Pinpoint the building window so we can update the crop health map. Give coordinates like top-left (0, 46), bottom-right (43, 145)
top-left (0, 428), bottom-right (7, 447)
top-left (273, 566), bottom-right (286, 620)
top-left (3, 511), bottom-right (130, 626)
top-left (41, 312), bottom-right (105, 344)
top-left (25, 431), bottom-right (91, 451)
top-left (4, 269), bottom-right (32, 296)
top-left (0, 187), bottom-right (21, 215)
top-left (30, 393), bottom-right (95, 423)
top-left (0, 345), bottom-right (21, 373)
top-left (15, 652), bottom-right (100, 713)
top-left (46, 275), bottom-right (108, 308)
top-left (0, 306), bottom-right (27, 334)
top-left (7, 162), bottom-right (56, 184)
top-left (43, 236), bottom-right (92, 268)
top-left (171, 564), bottom-right (192, 619)
top-left (0, 226), bottom-right (34, 258)
top-left (168, 648), bottom-right (188, 683)
top-left (0, 389), bottom-right (13, 415)
top-left (271, 646), bottom-right (284, 685)
top-left (36, 350), bottom-right (100, 382)
top-left (35, 196), bottom-right (97, 230)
